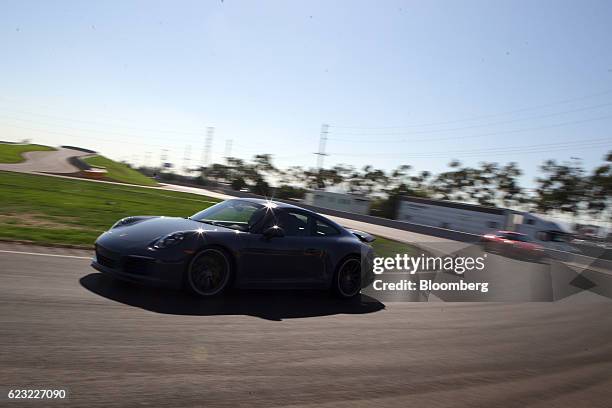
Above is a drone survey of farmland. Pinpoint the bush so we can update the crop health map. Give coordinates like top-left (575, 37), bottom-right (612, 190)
top-left (275, 185), bottom-right (306, 200)
top-left (231, 177), bottom-right (247, 191)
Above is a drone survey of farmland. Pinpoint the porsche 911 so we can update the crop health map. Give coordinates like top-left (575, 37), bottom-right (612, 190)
top-left (92, 198), bottom-right (375, 298)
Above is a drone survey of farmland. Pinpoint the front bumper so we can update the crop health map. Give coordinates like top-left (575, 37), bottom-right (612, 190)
top-left (91, 245), bottom-right (185, 290)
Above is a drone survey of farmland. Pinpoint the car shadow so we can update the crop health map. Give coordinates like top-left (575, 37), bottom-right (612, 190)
top-left (80, 273), bottom-right (385, 321)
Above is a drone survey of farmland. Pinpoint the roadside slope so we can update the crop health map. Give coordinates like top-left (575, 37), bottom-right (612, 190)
top-left (0, 143), bottom-right (55, 163)
top-left (0, 146), bottom-right (90, 173)
top-left (83, 155), bottom-right (158, 186)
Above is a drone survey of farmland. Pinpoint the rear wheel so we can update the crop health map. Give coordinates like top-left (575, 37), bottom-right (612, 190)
top-left (186, 248), bottom-right (232, 297)
top-left (333, 257), bottom-right (362, 299)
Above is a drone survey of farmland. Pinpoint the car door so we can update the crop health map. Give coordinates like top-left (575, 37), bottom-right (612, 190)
top-left (239, 209), bottom-right (325, 285)
top-left (301, 217), bottom-right (343, 282)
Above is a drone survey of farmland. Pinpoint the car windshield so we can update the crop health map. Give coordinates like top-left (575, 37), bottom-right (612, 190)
top-left (190, 200), bottom-right (264, 231)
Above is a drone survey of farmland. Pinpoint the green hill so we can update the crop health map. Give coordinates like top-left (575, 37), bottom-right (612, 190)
top-left (0, 143), bottom-right (55, 163)
top-left (83, 155), bottom-right (158, 186)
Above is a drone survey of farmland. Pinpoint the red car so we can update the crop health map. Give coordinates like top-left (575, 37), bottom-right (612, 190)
top-left (481, 231), bottom-right (547, 262)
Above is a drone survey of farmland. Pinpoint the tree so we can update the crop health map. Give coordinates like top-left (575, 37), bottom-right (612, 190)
top-left (432, 161), bottom-right (482, 203)
top-left (275, 185), bottom-right (306, 200)
top-left (349, 165), bottom-right (388, 195)
top-left (495, 162), bottom-right (527, 208)
top-left (230, 177), bottom-right (247, 191)
top-left (370, 165), bottom-right (432, 219)
top-left (533, 158), bottom-right (587, 216)
top-left (430, 161), bottom-right (526, 208)
top-left (586, 151), bottom-right (612, 219)
top-left (410, 170), bottom-right (432, 194)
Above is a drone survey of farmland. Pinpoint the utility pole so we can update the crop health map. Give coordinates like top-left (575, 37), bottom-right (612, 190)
top-left (314, 123), bottom-right (329, 170)
top-left (160, 149), bottom-right (168, 170)
top-left (201, 127), bottom-right (214, 167)
top-left (224, 139), bottom-right (233, 162)
top-left (183, 144), bottom-right (192, 174)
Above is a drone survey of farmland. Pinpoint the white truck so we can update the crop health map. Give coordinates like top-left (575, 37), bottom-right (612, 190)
top-left (396, 196), bottom-right (575, 252)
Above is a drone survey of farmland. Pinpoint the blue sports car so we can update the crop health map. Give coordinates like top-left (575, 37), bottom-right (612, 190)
top-left (92, 198), bottom-right (375, 298)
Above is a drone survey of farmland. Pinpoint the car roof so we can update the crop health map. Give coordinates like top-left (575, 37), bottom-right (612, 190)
top-left (229, 198), bottom-right (347, 231)
top-left (229, 197), bottom-right (304, 210)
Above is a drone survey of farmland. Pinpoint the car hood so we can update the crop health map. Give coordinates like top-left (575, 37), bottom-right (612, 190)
top-left (101, 216), bottom-right (233, 244)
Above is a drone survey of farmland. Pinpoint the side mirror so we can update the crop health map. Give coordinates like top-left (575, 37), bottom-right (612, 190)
top-left (348, 229), bottom-right (375, 243)
top-left (263, 226), bottom-right (285, 239)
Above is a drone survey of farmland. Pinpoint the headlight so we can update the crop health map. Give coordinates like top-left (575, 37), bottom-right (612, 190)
top-left (152, 232), bottom-right (186, 249)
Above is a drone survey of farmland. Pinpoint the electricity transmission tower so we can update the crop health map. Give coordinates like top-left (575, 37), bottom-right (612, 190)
top-left (201, 127), bottom-right (214, 167)
top-left (314, 123), bottom-right (329, 170)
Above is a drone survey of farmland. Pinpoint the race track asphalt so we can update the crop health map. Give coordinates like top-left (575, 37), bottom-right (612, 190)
top-left (2, 242), bottom-right (612, 407)
top-left (0, 147), bottom-right (91, 174)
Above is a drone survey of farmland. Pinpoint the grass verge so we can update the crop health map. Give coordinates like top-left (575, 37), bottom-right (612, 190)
top-left (371, 236), bottom-right (419, 258)
top-left (0, 171), bottom-right (219, 246)
top-left (0, 171), bottom-right (418, 256)
top-left (83, 155), bottom-right (158, 186)
top-left (0, 143), bottom-right (55, 163)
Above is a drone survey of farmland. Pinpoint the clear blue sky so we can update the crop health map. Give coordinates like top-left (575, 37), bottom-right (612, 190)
top-left (1, 0), bottom-right (611, 188)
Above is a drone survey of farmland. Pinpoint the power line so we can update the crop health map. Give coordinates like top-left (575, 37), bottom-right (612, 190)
top-left (0, 100), bottom-right (205, 136)
top-left (328, 114), bottom-right (612, 144)
top-left (330, 138), bottom-right (611, 158)
top-left (0, 122), bottom-right (175, 149)
top-left (330, 101), bottom-right (612, 137)
top-left (329, 88), bottom-right (612, 130)
top-left (0, 114), bottom-right (201, 141)
top-left (0, 122), bottom-right (314, 163)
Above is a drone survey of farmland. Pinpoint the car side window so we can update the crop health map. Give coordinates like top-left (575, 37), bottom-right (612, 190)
top-left (263, 210), bottom-right (311, 236)
top-left (314, 219), bottom-right (340, 237)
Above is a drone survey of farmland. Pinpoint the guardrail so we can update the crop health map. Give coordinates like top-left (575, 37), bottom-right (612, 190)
top-left (67, 156), bottom-right (92, 171)
top-left (60, 145), bottom-right (98, 154)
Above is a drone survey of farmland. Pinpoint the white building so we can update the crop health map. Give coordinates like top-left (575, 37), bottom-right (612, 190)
top-left (396, 196), bottom-right (575, 252)
top-left (303, 191), bottom-right (370, 215)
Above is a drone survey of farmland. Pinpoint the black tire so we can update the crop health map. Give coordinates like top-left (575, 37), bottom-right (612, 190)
top-left (185, 248), bottom-right (232, 297)
top-left (333, 256), bottom-right (362, 299)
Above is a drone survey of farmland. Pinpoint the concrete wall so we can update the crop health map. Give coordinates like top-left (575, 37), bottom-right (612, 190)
top-left (303, 191), bottom-right (370, 215)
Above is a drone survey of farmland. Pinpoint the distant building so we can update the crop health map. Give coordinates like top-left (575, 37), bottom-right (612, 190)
top-left (303, 191), bottom-right (370, 215)
top-left (574, 223), bottom-right (606, 241)
top-left (396, 196), bottom-right (513, 234)
top-left (396, 196), bottom-right (575, 252)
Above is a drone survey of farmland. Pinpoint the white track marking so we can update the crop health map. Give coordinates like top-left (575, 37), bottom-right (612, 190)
top-left (0, 249), bottom-right (90, 260)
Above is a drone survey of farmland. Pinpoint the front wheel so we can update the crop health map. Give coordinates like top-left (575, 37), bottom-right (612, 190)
top-left (333, 257), bottom-right (362, 299)
top-left (186, 248), bottom-right (232, 297)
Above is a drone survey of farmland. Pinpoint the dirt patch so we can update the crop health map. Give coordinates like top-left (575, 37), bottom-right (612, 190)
top-left (0, 213), bottom-right (92, 230)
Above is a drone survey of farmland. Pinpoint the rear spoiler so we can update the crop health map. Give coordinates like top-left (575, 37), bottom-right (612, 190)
top-left (348, 229), bottom-right (376, 243)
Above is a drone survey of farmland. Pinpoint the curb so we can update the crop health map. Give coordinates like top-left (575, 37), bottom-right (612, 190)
top-left (0, 238), bottom-right (92, 250)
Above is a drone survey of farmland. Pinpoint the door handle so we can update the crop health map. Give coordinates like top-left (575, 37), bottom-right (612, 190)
top-left (305, 248), bottom-right (320, 255)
